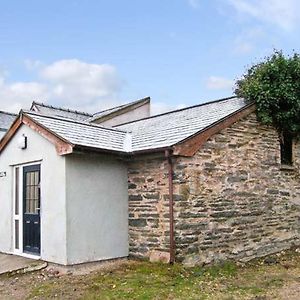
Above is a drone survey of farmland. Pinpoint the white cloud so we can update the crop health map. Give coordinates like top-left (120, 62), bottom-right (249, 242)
top-left (187, 0), bottom-right (200, 9)
top-left (0, 59), bottom-right (123, 113)
top-left (0, 76), bottom-right (48, 112)
top-left (206, 76), bottom-right (234, 90)
top-left (40, 59), bottom-right (122, 111)
top-left (227, 0), bottom-right (300, 30)
top-left (1, 60), bottom-right (186, 116)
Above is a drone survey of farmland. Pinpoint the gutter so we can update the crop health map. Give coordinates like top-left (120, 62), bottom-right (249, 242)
top-left (165, 149), bottom-right (175, 264)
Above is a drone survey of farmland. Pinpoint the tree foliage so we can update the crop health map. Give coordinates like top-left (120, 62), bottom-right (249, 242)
top-left (235, 50), bottom-right (300, 137)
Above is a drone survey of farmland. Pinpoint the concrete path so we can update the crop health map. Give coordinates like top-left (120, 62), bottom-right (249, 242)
top-left (0, 253), bottom-right (44, 275)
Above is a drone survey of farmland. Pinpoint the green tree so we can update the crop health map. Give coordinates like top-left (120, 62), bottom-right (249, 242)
top-left (235, 50), bottom-right (300, 137)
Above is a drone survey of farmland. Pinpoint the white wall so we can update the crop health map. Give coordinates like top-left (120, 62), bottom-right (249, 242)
top-left (65, 153), bottom-right (128, 265)
top-left (95, 102), bottom-right (150, 127)
top-left (0, 125), bottom-right (68, 264)
top-left (0, 125), bottom-right (129, 265)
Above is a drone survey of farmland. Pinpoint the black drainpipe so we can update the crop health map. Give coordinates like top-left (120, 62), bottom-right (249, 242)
top-left (165, 149), bottom-right (175, 264)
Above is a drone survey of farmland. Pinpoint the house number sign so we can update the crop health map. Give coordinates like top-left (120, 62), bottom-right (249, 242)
top-left (0, 172), bottom-right (6, 177)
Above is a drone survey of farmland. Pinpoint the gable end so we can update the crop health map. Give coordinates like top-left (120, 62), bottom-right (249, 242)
top-left (173, 103), bottom-right (255, 157)
top-left (0, 114), bottom-right (74, 155)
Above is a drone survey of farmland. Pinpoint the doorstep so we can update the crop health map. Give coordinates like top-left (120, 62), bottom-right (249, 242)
top-left (0, 252), bottom-right (46, 275)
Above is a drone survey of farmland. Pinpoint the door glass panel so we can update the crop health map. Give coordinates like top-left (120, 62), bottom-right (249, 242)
top-left (15, 220), bottom-right (19, 249)
top-left (35, 172), bottom-right (39, 185)
top-left (25, 170), bottom-right (40, 214)
top-left (15, 167), bottom-right (19, 215)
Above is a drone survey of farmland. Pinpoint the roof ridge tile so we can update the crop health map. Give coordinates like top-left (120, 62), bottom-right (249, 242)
top-left (31, 101), bottom-right (93, 116)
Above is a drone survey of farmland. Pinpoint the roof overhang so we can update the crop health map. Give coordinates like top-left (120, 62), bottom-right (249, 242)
top-left (0, 113), bottom-right (74, 155)
top-left (172, 103), bottom-right (256, 157)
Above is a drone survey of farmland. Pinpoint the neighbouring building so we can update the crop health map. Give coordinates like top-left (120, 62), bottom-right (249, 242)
top-left (0, 111), bottom-right (17, 140)
top-left (0, 96), bottom-right (299, 266)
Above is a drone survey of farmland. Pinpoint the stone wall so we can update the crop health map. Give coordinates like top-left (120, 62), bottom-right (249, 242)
top-left (128, 113), bottom-right (300, 264)
top-left (128, 155), bottom-right (170, 259)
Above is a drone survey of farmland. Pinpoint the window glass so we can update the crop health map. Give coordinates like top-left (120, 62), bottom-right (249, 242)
top-left (280, 133), bottom-right (293, 165)
top-left (15, 220), bottom-right (19, 249)
top-left (25, 170), bottom-right (40, 214)
top-left (15, 168), bottom-right (19, 215)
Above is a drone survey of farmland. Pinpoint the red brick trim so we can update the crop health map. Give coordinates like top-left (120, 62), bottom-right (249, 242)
top-left (173, 104), bottom-right (256, 157)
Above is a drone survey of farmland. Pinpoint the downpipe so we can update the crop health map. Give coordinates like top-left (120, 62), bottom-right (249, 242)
top-left (165, 149), bottom-right (175, 264)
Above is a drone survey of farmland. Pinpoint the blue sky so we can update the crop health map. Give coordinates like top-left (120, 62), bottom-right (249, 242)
top-left (0, 0), bottom-right (299, 114)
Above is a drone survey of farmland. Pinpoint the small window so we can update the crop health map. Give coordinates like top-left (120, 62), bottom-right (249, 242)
top-left (280, 132), bottom-right (293, 165)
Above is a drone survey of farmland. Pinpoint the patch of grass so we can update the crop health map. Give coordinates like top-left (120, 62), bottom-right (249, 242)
top-left (28, 282), bottom-right (56, 299)
top-left (226, 284), bottom-right (264, 295)
top-left (201, 261), bottom-right (237, 279)
top-left (26, 250), bottom-right (300, 300)
top-left (84, 262), bottom-right (200, 299)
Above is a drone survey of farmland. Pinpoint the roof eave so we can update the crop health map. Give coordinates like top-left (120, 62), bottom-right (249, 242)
top-left (72, 145), bottom-right (128, 156)
top-left (72, 144), bottom-right (174, 158)
top-left (130, 146), bottom-right (172, 156)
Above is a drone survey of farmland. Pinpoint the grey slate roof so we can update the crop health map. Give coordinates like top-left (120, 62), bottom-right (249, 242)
top-left (0, 131), bottom-right (7, 139)
top-left (26, 111), bottom-right (128, 153)
top-left (0, 111), bottom-right (17, 139)
top-left (116, 97), bottom-right (248, 152)
top-left (16, 97), bottom-right (249, 154)
top-left (0, 111), bottom-right (17, 131)
top-left (31, 102), bottom-right (92, 122)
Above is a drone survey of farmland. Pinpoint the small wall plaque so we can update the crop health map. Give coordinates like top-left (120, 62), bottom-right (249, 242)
top-left (0, 172), bottom-right (6, 177)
